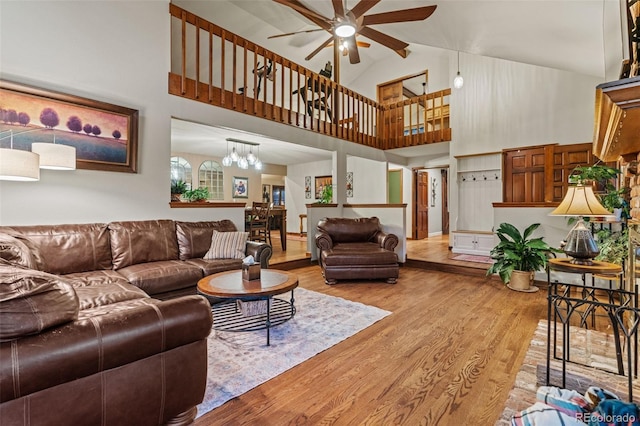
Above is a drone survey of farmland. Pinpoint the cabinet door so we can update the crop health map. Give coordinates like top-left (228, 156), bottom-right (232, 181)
top-left (452, 233), bottom-right (476, 252)
top-left (475, 234), bottom-right (496, 255)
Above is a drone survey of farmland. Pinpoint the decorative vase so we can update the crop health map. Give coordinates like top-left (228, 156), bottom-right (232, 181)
top-left (507, 270), bottom-right (539, 293)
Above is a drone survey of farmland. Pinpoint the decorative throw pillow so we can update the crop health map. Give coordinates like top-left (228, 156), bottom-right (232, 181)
top-left (203, 231), bottom-right (248, 260)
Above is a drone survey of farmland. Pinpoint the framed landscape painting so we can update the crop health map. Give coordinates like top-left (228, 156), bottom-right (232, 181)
top-left (0, 80), bottom-right (138, 173)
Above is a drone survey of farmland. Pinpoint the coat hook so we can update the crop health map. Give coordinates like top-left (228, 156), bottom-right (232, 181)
top-left (472, 174), bottom-right (476, 181)
top-left (483, 174), bottom-right (487, 180)
top-left (495, 173), bottom-right (499, 180)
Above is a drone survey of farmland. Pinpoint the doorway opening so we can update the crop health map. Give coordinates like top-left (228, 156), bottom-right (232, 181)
top-left (412, 167), bottom-right (449, 240)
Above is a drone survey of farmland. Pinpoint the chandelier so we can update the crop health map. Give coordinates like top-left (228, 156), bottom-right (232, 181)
top-left (222, 138), bottom-right (262, 170)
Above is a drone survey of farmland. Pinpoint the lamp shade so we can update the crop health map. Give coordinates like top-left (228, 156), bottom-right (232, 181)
top-left (32, 143), bottom-right (76, 170)
top-left (549, 185), bottom-right (613, 217)
top-left (0, 148), bottom-right (40, 181)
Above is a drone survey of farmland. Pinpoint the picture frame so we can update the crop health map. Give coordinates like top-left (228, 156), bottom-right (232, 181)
top-left (315, 175), bottom-right (332, 199)
top-left (0, 80), bottom-right (138, 173)
top-left (233, 176), bottom-right (249, 198)
top-left (262, 184), bottom-right (271, 202)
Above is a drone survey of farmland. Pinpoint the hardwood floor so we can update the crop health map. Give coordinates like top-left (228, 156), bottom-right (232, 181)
top-left (196, 234), bottom-right (549, 425)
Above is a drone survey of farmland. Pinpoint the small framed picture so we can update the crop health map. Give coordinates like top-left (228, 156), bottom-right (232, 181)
top-left (232, 176), bottom-right (248, 198)
top-left (262, 184), bottom-right (271, 202)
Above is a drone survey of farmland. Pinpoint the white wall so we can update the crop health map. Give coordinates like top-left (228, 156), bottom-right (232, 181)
top-left (286, 159), bottom-right (332, 235)
top-left (346, 156), bottom-right (386, 204)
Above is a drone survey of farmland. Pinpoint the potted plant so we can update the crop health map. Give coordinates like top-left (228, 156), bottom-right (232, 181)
top-left (486, 223), bottom-right (560, 292)
top-left (170, 179), bottom-right (188, 202)
top-left (594, 227), bottom-right (628, 265)
top-left (318, 184), bottom-right (333, 204)
top-left (183, 187), bottom-right (210, 202)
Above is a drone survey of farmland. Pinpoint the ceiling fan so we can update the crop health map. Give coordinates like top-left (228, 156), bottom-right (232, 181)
top-left (269, 0), bottom-right (437, 65)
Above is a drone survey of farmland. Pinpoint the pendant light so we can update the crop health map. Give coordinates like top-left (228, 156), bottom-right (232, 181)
top-left (453, 51), bottom-right (464, 89)
top-left (0, 130), bottom-right (40, 181)
top-left (31, 134), bottom-right (76, 170)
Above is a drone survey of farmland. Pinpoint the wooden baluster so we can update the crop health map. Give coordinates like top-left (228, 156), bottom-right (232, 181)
top-left (280, 58), bottom-right (285, 122)
top-left (180, 11), bottom-right (187, 95)
top-left (253, 48), bottom-right (257, 115)
top-left (232, 35), bottom-right (237, 109)
top-left (220, 30), bottom-right (226, 106)
top-left (288, 64), bottom-right (293, 124)
top-left (242, 40), bottom-right (247, 111)
top-left (208, 24), bottom-right (213, 103)
top-left (194, 17), bottom-right (200, 99)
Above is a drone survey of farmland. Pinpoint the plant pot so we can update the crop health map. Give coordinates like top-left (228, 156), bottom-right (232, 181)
top-left (507, 270), bottom-right (539, 293)
top-left (171, 193), bottom-right (182, 202)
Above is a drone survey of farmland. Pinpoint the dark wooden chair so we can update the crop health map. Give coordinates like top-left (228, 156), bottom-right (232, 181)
top-left (248, 202), bottom-right (272, 245)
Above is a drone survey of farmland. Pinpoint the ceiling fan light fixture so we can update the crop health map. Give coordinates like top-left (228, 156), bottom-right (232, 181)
top-left (335, 23), bottom-right (355, 38)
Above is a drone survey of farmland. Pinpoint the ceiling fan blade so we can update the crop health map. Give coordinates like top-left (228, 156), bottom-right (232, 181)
top-left (358, 26), bottom-right (408, 51)
top-left (347, 35), bottom-right (360, 64)
top-left (326, 39), bottom-right (370, 48)
top-left (348, 0), bottom-right (381, 20)
top-left (362, 5), bottom-right (437, 25)
top-left (268, 28), bottom-right (326, 39)
top-left (305, 36), bottom-right (334, 61)
top-left (273, 0), bottom-right (332, 31)
top-left (331, 0), bottom-right (345, 18)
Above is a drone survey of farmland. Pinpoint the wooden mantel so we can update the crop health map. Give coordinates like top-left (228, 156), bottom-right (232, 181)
top-left (593, 75), bottom-right (640, 162)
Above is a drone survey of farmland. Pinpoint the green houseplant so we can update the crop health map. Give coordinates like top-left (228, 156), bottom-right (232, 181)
top-left (183, 187), bottom-right (209, 202)
top-left (318, 184), bottom-right (333, 204)
top-left (170, 179), bottom-right (188, 202)
top-left (486, 223), bottom-right (560, 292)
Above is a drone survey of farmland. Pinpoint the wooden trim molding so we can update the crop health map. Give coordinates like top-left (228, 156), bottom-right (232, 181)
top-left (344, 203), bottom-right (407, 208)
top-left (169, 202), bottom-right (247, 208)
top-left (492, 202), bottom-right (560, 208)
top-left (305, 203), bottom-right (339, 208)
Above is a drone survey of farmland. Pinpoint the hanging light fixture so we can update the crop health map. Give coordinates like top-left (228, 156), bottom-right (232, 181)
top-left (31, 134), bottom-right (76, 170)
top-left (223, 138), bottom-right (262, 170)
top-left (453, 51), bottom-right (464, 89)
top-left (0, 130), bottom-right (40, 181)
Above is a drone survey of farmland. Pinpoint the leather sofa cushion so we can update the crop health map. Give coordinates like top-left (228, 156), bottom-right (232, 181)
top-left (317, 217), bottom-right (382, 243)
top-left (115, 260), bottom-right (203, 295)
top-left (176, 220), bottom-right (238, 260)
top-left (63, 269), bottom-right (131, 288)
top-left (109, 220), bottom-right (179, 269)
top-left (0, 261), bottom-right (79, 341)
top-left (185, 258), bottom-right (243, 276)
top-left (0, 223), bottom-right (112, 275)
top-left (321, 243), bottom-right (398, 266)
top-left (73, 282), bottom-right (149, 311)
top-left (0, 231), bottom-right (45, 270)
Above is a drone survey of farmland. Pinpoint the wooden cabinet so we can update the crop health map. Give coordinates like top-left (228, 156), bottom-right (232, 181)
top-left (452, 231), bottom-right (495, 256)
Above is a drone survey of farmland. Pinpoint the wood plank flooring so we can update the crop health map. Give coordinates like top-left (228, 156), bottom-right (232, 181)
top-left (196, 235), bottom-right (550, 425)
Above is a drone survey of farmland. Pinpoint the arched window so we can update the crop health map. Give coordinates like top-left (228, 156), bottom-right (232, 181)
top-left (199, 160), bottom-right (223, 200)
top-left (170, 156), bottom-right (192, 190)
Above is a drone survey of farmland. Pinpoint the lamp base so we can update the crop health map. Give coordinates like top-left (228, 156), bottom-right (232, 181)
top-left (562, 219), bottom-right (599, 267)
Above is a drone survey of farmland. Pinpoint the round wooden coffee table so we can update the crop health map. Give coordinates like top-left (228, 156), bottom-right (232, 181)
top-left (197, 269), bottom-right (298, 346)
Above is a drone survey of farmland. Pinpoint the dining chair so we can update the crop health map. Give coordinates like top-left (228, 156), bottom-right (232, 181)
top-left (248, 202), bottom-right (272, 245)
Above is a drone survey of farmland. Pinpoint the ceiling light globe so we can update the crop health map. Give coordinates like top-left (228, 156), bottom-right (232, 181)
top-left (222, 155), bottom-right (232, 167)
top-left (453, 72), bottom-right (464, 89)
top-left (254, 159), bottom-right (263, 170)
top-left (238, 157), bottom-right (248, 169)
top-left (230, 147), bottom-right (239, 162)
top-left (335, 23), bottom-right (355, 38)
top-left (247, 151), bottom-right (256, 165)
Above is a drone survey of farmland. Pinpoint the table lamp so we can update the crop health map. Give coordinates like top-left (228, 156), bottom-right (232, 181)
top-left (549, 184), bottom-right (614, 265)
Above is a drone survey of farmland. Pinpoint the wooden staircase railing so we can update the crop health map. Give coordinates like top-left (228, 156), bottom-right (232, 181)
top-left (168, 4), bottom-right (451, 150)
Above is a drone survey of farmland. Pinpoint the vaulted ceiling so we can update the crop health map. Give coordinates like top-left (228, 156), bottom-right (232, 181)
top-left (171, 0), bottom-right (628, 164)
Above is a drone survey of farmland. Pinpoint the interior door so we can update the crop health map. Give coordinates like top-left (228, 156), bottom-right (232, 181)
top-left (377, 81), bottom-right (404, 142)
top-left (414, 170), bottom-right (429, 239)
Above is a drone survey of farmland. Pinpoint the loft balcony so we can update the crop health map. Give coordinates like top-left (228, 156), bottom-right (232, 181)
top-left (169, 4), bottom-right (451, 150)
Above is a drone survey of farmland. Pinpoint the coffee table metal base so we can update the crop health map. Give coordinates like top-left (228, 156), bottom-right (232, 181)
top-left (211, 291), bottom-right (296, 346)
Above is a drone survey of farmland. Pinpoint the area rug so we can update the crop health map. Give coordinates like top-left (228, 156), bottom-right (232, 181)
top-left (197, 287), bottom-right (391, 418)
top-left (452, 254), bottom-right (494, 264)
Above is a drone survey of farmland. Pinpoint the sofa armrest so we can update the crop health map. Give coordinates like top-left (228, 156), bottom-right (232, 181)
top-left (0, 295), bottom-right (212, 403)
top-left (374, 231), bottom-right (399, 252)
top-left (315, 231), bottom-right (334, 250)
top-left (246, 241), bottom-right (272, 269)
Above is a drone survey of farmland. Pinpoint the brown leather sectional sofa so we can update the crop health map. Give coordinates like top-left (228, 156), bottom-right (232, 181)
top-left (0, 219), bottom-right (272, 425)
top-left (315, 217), bottom-right (399, 284)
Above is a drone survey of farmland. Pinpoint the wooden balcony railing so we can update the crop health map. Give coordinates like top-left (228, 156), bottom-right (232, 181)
top-left (168, 4), bottom-right (451, 150)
